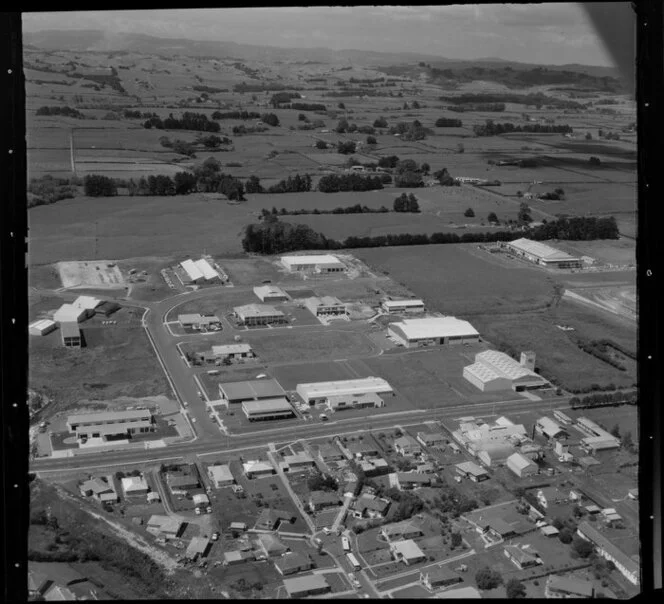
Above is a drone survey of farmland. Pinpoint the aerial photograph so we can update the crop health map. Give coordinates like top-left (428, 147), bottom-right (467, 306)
top-left (24, 4), bottom-right (639, 600)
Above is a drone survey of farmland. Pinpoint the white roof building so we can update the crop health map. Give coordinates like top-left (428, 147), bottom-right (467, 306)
top-left (296, 377), bottom-right (393, 403)
top-left (121, 475), bottom-right (149, 495)
top-left (234, 303), bottom-right (285, 321)
top-left (505, 238), bottom-right (582, 267)
top-left (180, 259), bottom-right (205, 283)
top-left (536, 417), bottom-right (567, 439)
top-left (388, 317), bottom-right (479, 347)
top-left (73, 296), bottom-right (102, 311)
top-left (211, 343), bottom-right (253, 356)
top-left (381, 299), bottom-right (425, 312)
top-left (253, 285), bottom-right (289, 301)
top-left (463, 362), bottom-right (512, 392)
top-left (28, 319), bottom-right (57, 336)
top-left (207, 464), bottom-right (235, 486)
top-left (464, 350), bottom-right (550, 391)
top-left (281, 254), bottom-right (345, 272)
top-left (53, 303), bottom-right (87, 324)
top-left (194, 258), bottom-right (219, 281)
top-left (506, 452), bottom-right (539, 477)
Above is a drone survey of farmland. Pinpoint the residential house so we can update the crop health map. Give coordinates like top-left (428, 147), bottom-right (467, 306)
top-left (146, 515), bottom-right (184, 539)
top-left (504, 544), bottom-right (541, 569)
top-left (243, 460), bottom-right (275, 478)
top-left (79, 477), bottom-right (117, 503)
top-left (394, 435), bottom-right (422, 456)
top-left (308, 491), bottom-right (341, 512)
top-left (185, 537), bottom-right (210, 561)
top-left (255, 508), bottom-right (296, 531)
top-left (455, 461), bottom-right (489, 482)
top-left (545, 575), bottom-right (595, 599)
top-left (274, 552), bottom-right (314, 576)
top-left (207, 464), bottom-right (235, 488)
top-left (223, 550), bottom-right (256, 565)
top-left (382, 520), bottom-right (424, 541)
top-left (396, 472), bottom-right (431, 490)
top-left (390, 539), bottom-right (427, 565)
top-left (121, 475), bottom-right (149, 497)
top-left (416, 432), bottom-right (447, 449)
top-left (420, 566), bottom-right (463, 591)
top-left (256, 533), bottom-right (290, 558)
top-left (282, 574), bottom-right (331, 598)
top-left (351, 495), bottom-right (391, 520)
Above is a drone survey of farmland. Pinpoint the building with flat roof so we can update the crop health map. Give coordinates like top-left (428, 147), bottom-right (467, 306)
top-left (243, 460), bottom-right (276, 478)
top-left (72, 296), bottom-right (102, 312)
top-left (67, 409), bottom-right (153, 432)
top-left (281, 254), bottom-right (345, 273)
top-left (464, 350), bottom-right (550, 392)
top-left (506, 452), bottom-right (539, 478)
top-left (282, 452), bottom-right (316, 472)
top-left (179, 259), bottom-right (205, 284)
top-left (455, 461), bottom-right (490, 482)
top-left (95, 301), bottom-right (121, 317)
top-left (223, 550), bottom-right (255, 565)
top-left (210, 343), bottom-right (254, 361)
top-left (234, 303), bottom-right (286, 326)
top-left (254, 285), bottom-right (290, 302)
top-left (178, 313), bottom-right (221, 329)
top-left (60, 322), bottom-right (82, 348)
top-left (502, 238), bottom-right (582, 269)
top-left (390, 539), bottom-right (427, 565)
top-left (218, 378), bottom-right (286, 406)
top-left (304, 296), bottom-right (347, 317)
top-left (576, 522), bottom-right (639, 585)
top-left (324, 391), bottom-right (384, 413)
top-left (29, 319), bottom-right (57, 336)
top-left (146, 515), bottom-right (184, 538)
top-left (545, 575), bottom-right (594, 599)
top-left (381, 299), bottom-right (425, 314)
top-left (396, 472), bottom-right (431, 489)
top-left (67, 409), bottom-right (153, 443)
top-left (296, 377), bottom-right (393, 405)
top-left (282, 574), bottom-right (331, 598)
top-left (388, 317), bottom-right (480, 348)
top-left (54, 304), bottom-right (88, 324)
top-left (207, 464), bottom-right (234, 487)
top-left (242, 398), bottom-right (294, 421)
top-left (420, 567), bottom-right (463, 591)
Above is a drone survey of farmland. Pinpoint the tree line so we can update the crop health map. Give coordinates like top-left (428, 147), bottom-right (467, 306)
top-left (36, 105), bottom-right (85, 118)
top-left (285, 102), bottom-right (327, 111)
top-left (448, 103), bottom-right (505, 112)
top-left (440, 91), bottom-right (584, 110)
top-left (473, 120), bottom-right (573, 136)
top-left (242, 214), bottom-right (620, 255)
top-left (435, 117), bottom-right (463, 127)
top-left (569, 389), bottom-right (637, 409)
top-left (211, 110), bottom-right (261, 120)
top-left (317, 173), bottom-right (387, 193)
top-left (143, 111), bottom-right (221, 132)
top-left (264, 193), bottom-right (420, 216)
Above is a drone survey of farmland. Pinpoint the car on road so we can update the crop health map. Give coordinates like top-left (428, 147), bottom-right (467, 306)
top-left (322, 527), bottom-right (332, 535)
top-left (348, 573), bottom-right (361, 589)
top-left (195, 507), bottom-right (201, 515)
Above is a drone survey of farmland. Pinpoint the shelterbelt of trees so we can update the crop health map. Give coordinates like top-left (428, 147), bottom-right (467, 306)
top-left (241, 215), bottom-right (619, 255)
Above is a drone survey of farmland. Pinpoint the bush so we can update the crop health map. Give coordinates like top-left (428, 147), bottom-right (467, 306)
top-left (475, 567), bottom-right (503, 590)
top-left (464, 208), bottom-right (475, 218)
top-left (84, 174), bottom-right (117, 197)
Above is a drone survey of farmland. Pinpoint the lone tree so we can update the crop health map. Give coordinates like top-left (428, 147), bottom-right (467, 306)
top-left (506, 579), bottom-right (527, 599)
top-left (487, 212), bottom-right (499, 223)
top-left (366, 135), bottom-right (377, 145)
top-left (315, 140), bottom-right (327, 150)
top-left (475, 567), bottom-right (503, 590)
top-left (572, 536), bottom-right (595, 558)
top-left (464, 208), bottom-right (475, 218)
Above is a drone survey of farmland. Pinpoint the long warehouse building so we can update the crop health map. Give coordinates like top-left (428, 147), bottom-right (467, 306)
top-left (502, 238), bottom-right (582, 269)
top-left (297, 377), bottom-right (394, 406)
top-left (218, 378), bottom-right (287, 407)
top-left (463, 349), bottom-right (550, 392)
top-left (179, 258), bottom-right (221, 284)
top-left (281, 254), bottom-right (345, 273)
top-left (388, 317), bottom-right (480, 348)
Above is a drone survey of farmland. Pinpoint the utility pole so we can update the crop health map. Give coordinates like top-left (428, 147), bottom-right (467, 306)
top-left (69, 128), bottom-right (76, 177)
top-left (93, 221), bottom-right (98, 260)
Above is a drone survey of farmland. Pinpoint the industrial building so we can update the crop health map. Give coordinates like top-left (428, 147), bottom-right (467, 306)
top-left (388, 317), bottom-right (480, 348)
top-left (234, 303), bottom-right (286, 326)
top-left (210, 343), bottom-right (255, 362)
top-left (281, 254), bottom-right (345, 273)
top-left (304, 296), bottom-right (347, 317)
top-left (381, 299), bottom-right (425, 314)
top-left (29, 319), bottom-right (57, 337)
top-left (218, 378), bottom-right (286, 406)
top-left (73, 295), bottom-right (102, 313)
top-left (296, 377), bottom-right (393, 406)
top-left (501, 238), bottom-right (582, 269)
top-left (253, 285), bottom-right (290, 302)
top-left (323, 392), bottom-right (384, 413)
top-left (463, 350), bottom-right (550, 392)
top-left (242, 398), bottom-right (295, 421)
top-left (53, 303), bottom-right (88, 324)
top-left (382, 520), bottom-right (424, 541)
top-left (60, 322), bottom-right (82, 348)
top-left (576, 522), bottom-right (639, 585)
top-left (67, 409), bottom-right (153, 436)
top-left (575, 417), bottom-right (621, 453)
top-left (207, 464), bottom-right (235, 487)
top-left (535, 417), bottom-right (569, 440)
top-left (452, 417), bottom-right (529, 466)
top-left (506, 452), bottom-right (539, 478)
top-left (178, 258), bottom-right (221, 284)
top-left (455, 461), bottom-right (490, 482)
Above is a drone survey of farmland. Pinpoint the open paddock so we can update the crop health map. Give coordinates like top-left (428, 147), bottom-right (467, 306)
top-left (355, 243), bottom-right (555, 315)
top-left (553, 239), bottom-right (635, 267)
top-left (217, 257), bottom-right (286, 286)
top-left (57, 260), bottom-right (125, 289)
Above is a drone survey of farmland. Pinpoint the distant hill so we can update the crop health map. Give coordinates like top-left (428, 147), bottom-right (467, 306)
top-left (24, 29), bottom-right (621, 79)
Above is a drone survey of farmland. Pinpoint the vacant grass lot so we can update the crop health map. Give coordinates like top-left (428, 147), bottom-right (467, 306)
top-left (29, 324), bottom-right (171, 416)
top-left (356, 243), bottom-right (556, 315)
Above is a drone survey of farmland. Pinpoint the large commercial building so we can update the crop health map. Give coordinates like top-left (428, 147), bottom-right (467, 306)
top-left (452, 417), bottom-right (528, 466)
top-left (73, 296), bottom-right (102, 313)
top-left (296, 377), bottom-right (393, 406)
top-left (576, 522), bottom-right (639, 585)
top-left (234, 304), bottom-right (286, 326)
top-left (29, 319), bottom-right (57, 337)
top-left (66, 409), bottom-right (154, 443)
top-left (253, 285), bottom-right (290, 302)
top-left (502, 238), bottom-right (582, 269)
top-left (381, 299), bottom-right (425, 314)
top-left (242, 399), bottom-right (295, 421)
top-left (179, 258), bottom-right (221, 284)
top-left (388, 317), bottom-right (480, 348)
top-left (210, 343), bottom-right (255, 362)
top-left (218, 378), bottom-right (286, 406)
top-left (304, 296), bottom-right (347, 317)
top-left (463, 350), bottom-right (550, 392)
top-left (281, 254), bottom-right (345, 273)
top-left (53, 303), bottom-right (88, 324)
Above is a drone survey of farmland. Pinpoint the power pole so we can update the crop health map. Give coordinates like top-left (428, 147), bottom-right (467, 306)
top-left (93, 221), bottom-right (98, 260)
top-left (69, 128), bottom-right (76, 177)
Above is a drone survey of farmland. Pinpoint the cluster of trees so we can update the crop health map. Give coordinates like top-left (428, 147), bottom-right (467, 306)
top-left (261, 113), bottom-right (280, 127)
top-left (266, 173), bottom-right (312, 194)
top-left (529, 216), bottom-right (619, 240)
top-left (373, 116), bottom-right (388, 128)
top-left (264, 204), bottom-right (390, 217)
top-left (143, 112), bottom-right (221, 132)
top-left (307, 472), bottom-right (338, 492)
top-left (435, 117), bottom-right (463, 127)
top-left (365, 483), bottom-right (425, 522)
top-left (573, 338), bottom-right (627, 371)
top-left (448, 102), bottom-right (506, 112)
top-left (159, 136), bottom-right (197, 157)
top-left (84, 174), bottom-right (117, 197)
top-left (270, 92), bottom-right (301, 106)
top-left (440, 91), bottom-right (585, 110)
top-left (192, 84), bottom-right (227, 94)
top-left (317, 173), bottom-right (386, 193)
top-left (473, 119), bottom-right (573, 136)
top-left (232, 124), bottom-right (268, 135)
top-left (599, 130), bottom-right (622, 141)
top-left (433, 167), bottom-right (459, 186)
top-left (389, 119), bottom-right (432, 141)
top-left (569, 389), bottom-right (637, 409)
top-left (242, 219), bottom-right (335, 255)
top-left (197, 134), bottom-right (232, 149)
top-left (475, 568), bottom-right (503, 591)
top-left (464, 208), bottom-right (475, 218)
top-left (589, 156), bottom-right (602, 166)
top-left (211, 110), bottom-right (261, 120)
top-left (287, 102), bottom-right (327, 111)
top-left (36, 105), bottom-right (85, 118)
top-left (337, 141), bottom-right (357, 155)
top-left (393, 192), bottom-right (420, 212)
top-left (123, 109), bottom-right (158, 119)
top-left (539, 187), bottom-right (566, 201)
top-left (28, 175), bottom-right (78, 208)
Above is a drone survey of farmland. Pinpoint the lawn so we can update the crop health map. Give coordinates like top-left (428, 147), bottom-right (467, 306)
top-left (29, 324), bottom-right (171, 418)
top-left (355, 243), bottom-right (556, 315)
top-left (270, 360), bottom-right (359, 390)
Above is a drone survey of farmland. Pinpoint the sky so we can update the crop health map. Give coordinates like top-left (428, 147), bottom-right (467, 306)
top-left (22, 4), bottom-right (621, 67)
